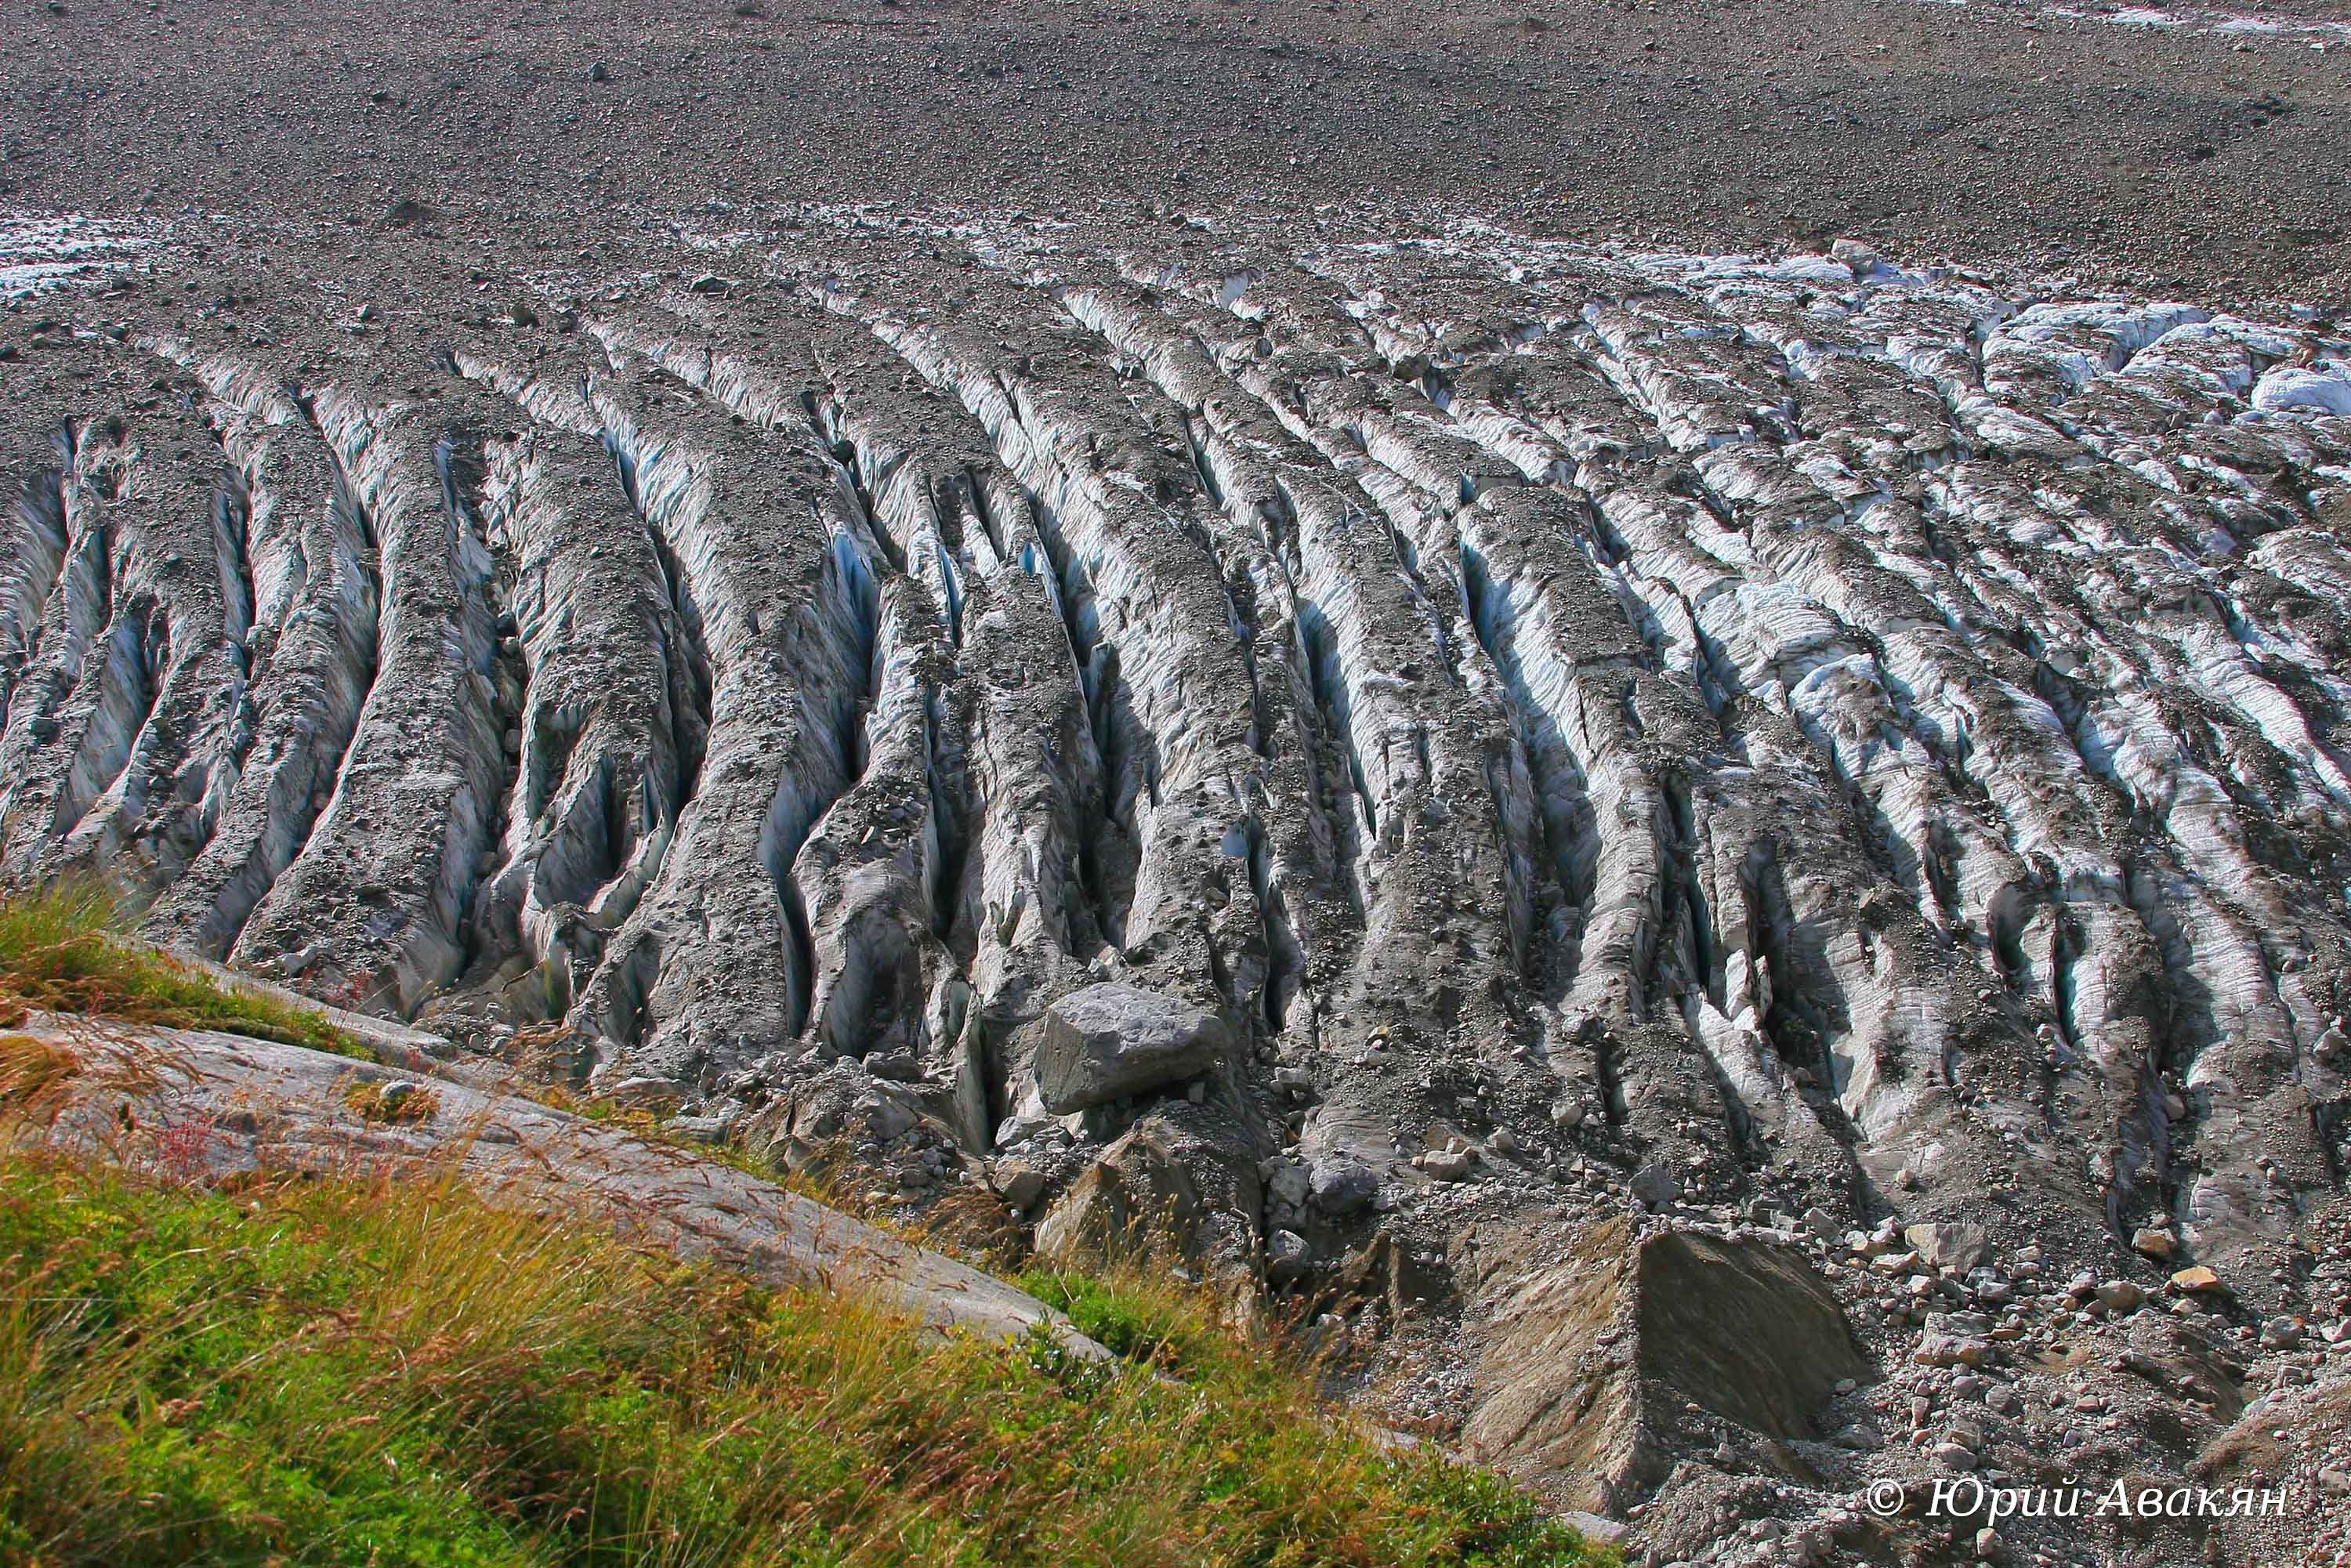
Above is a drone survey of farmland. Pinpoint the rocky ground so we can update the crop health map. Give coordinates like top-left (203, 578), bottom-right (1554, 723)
top-left (5, 0), bottom-right (2351, 1563)
top-left (5, 0), bottom-right (2351, 307)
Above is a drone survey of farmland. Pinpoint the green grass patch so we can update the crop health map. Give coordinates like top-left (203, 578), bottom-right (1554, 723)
top-left (1017, 1266), bottom-right (1220, 1374)
top-left (0, 882), bottom-right (366, 1058)
top-left (0, 1152), bottom-right (1614, 1568)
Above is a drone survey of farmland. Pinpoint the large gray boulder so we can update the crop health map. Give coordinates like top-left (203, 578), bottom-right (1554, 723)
top-left (1463, 1216), bottom-right (1869, 1512)
top-left (1033, 983), bottom-right (1230, 1113)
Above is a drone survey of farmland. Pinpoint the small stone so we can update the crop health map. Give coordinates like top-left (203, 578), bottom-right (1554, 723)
top-left (2131, 1225), bottom-right (2177, 1261)
top-left (1268, 1163), bottom-right (1311, 1207)
top-left (1629, 1161), bottom-right (1679, 1209)
top-left (587, 60), bottom-right (610, 81)
top-left (2171, 1266), bottom-right (2226, 1295)
top-left (993, 1114), bottom-right (1053, 1150)
top-left (2095, 1280), bottom-right (2146, 1314)
top-left (1422, 1149), bottom-right (1473, 1182)
top-left (1915, 1312), bottom-right (1995, 1368)
top-left (1830, 236), bottom-right (1882, 271)
top-left (1309, 1158), bottom-right (1379, 1216)
top-left (2259, 1316), bottom-right (2302, 1350)
top-left (688, 273), bottom-right (730, 295)
top-left (993, 1161), bottom-right (1047, 1211)
top-left (1904, 1221), bottom-right (1990, 1273)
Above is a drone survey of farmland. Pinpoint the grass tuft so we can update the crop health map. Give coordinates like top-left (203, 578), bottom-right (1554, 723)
top-left (342, 1080), bottom-right (440, 1124)
top-left (0, 1033), bottom-right (80, 1110)
top-left (0, 882), bottom-right (368, 1058)
top-left (1019, 1262), bottom-right (1224, 1374)
top-left (0, 1150), bottom-right (1614, 1568)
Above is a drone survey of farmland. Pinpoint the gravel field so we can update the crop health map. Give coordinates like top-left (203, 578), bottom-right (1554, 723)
top-left (2, 0), bottom-right (2349, 306)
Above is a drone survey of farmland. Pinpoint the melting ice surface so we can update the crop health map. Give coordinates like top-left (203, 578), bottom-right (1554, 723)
top-left (2049, 2), bottom-right (2351, 43)
top-left (1, 212), bottom-right (153, 302)
top-left (1911, 0), bottom-right (2351, 45)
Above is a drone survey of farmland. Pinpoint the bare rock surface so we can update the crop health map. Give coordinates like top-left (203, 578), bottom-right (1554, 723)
top-left (9, 1016), bottom-right (1106, 1357)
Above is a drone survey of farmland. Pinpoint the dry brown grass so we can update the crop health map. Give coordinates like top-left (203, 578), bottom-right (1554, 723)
top-left (342, 1080), bottom-right (440, 1124)
top-left (0, 1033), bottom-right (78, 1111)
top-left (0, 882), bottom-right (366, 1058)
top-left (0, 1142), bottom-right (1613, 1568)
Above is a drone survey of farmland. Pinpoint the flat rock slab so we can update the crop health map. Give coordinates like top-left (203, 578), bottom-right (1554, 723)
top-left (9, 1016), bottom-right (1105, 1359)
top-left (1634, 1228), bottom-right (1868, 1441)
top-left (1465, 1215), bottom-right (1867, 1512)
top-left (1034, 982), bottom-right (1230, 1113)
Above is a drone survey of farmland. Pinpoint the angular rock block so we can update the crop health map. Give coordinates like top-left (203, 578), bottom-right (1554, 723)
top-left (1465, 1217), bottom-right (1866, 1512)
top-left (1033, 982), bottom-right (1230, 1113)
